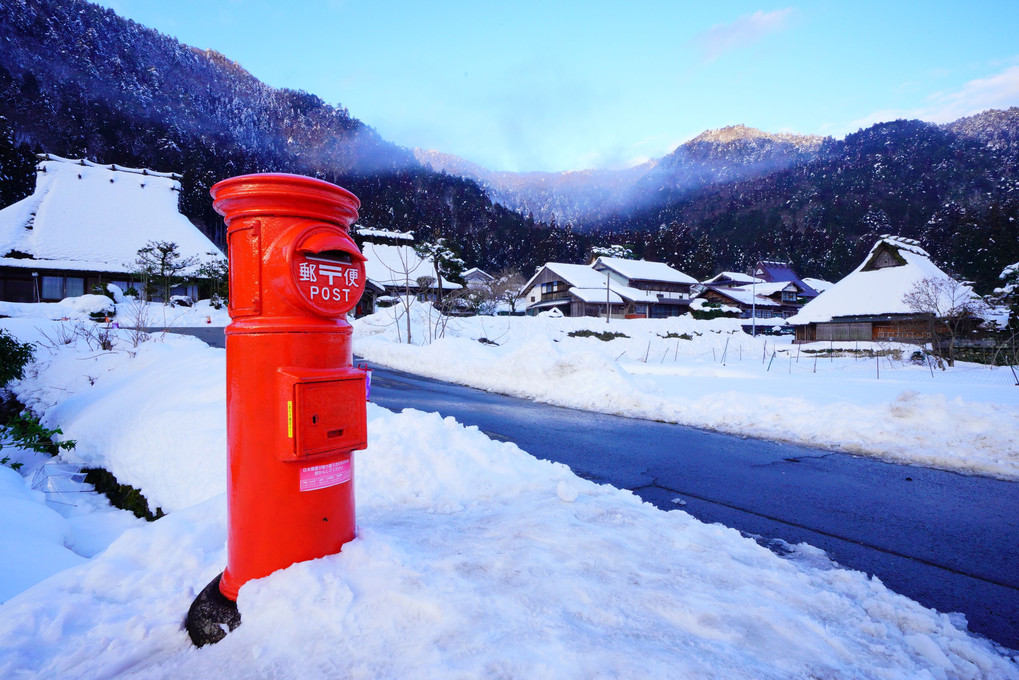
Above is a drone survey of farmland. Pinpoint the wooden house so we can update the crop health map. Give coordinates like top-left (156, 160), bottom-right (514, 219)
top-left (522, 258), bottom-right (697, 319)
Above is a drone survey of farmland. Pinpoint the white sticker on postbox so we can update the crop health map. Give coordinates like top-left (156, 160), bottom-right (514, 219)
top-left (299, 459), bottom-right (351, 492)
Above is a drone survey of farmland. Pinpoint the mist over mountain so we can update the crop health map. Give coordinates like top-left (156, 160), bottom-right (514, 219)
top-left (0, 0), bottom-right (1016, 290)
top-left (417, 126), bottom-right (828, 226)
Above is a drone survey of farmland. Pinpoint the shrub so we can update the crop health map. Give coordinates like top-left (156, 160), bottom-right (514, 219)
top-left (0, 329), bottom-right (33, 387)
top-left (568, 329), bottom-right (629, 341)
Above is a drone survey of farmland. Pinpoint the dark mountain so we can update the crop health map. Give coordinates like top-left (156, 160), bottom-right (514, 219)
top-left (0, 0), bottom-right (587, 273)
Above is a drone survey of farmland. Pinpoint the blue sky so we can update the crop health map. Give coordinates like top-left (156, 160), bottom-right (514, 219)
top-left (93, 0), bottom-right (1019, 173)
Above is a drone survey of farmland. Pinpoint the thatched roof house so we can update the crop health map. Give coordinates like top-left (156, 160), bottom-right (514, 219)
top-left (0, 154), bottom-right (222, 302)
top-left (789, 235), bottom-right (977, 343)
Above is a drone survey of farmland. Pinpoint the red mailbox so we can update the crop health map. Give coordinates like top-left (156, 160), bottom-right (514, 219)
top-left (187, 173), bottom-right (368, 647)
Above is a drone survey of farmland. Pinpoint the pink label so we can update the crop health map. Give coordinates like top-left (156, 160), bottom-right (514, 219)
top-left (299, 459), bottom-right (351, 492)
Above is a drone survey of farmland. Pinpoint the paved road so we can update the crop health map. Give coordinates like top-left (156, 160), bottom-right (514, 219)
top-left (170, 327), bottom-right (1019, 650)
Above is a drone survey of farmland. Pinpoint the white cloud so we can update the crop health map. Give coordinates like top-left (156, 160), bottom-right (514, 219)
top-left (694, 8), bottom-right (794, 62)
top-left (842, 64), bottom-right (1019, 134)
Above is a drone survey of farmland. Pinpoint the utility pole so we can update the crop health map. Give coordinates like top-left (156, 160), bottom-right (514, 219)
top-left (605, 269), bottom-right (611, 324)
top-left (751, 267), bottom-right (757, 337)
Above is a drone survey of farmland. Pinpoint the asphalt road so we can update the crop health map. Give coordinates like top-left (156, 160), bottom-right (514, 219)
top-left (168, 326), bottom-right (1019, 650)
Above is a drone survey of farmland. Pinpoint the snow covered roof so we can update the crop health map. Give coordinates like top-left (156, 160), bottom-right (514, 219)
top-left (593, 257), bottom-right (697, 285)
top-left (356, 225), bottom-right (414, 242)
top-left (802, 277), bottom-right (834, 294)
top-left (703, 286), bottom-right (781, 307)
top-left (703, 271), bottom-right (765, 286)
top-left (522, 262), bottom-right (609, 292)
top-left (789, 236), bottom-right (969, 324)
top-left (524, 260), bottom-right (696, 312)
top-left (570, 287), bottom-right (625, 305)
top-left (361, 242), bottom-right (460, 290)
top-left (752, 281), bottom-right (800, 296)
top-left (0, 155), bottom-right (222, 274)
top-left (463, 267), bottom-right (494, 282)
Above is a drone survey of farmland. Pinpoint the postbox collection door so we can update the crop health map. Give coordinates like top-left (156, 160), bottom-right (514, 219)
top-left (290, 375), bottom-right (368, 458)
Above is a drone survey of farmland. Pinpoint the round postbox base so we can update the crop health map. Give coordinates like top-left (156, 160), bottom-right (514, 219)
top-left (186, 573), bottom-right (241, 647)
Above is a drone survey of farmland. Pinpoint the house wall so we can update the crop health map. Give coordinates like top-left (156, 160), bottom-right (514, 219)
top-left (1, 266), bottom-right (141, 303)
top-left (629, 279), bottom-right (690, 296)
top-left (524, 268), bottom-right (573, 310)
top-left (576, 301), bottom-right (626, 319)
top-left (816, 322), bottom-right (873, 342)
top-left (872, 320), bottom-right (932, 342)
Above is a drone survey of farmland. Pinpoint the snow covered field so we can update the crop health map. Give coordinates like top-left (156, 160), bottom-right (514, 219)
top-left (354, 303), bottom-right (1019, 481)
top-left (0, 298), bottom-right (1017, 678)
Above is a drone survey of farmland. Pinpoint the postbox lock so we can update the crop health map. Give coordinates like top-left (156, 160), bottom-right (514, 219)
top-left (291, 227), bottom-right (367, 317)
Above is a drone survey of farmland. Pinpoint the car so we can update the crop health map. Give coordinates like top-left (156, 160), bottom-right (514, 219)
top-left (169, 295), bottom-right (195, 307)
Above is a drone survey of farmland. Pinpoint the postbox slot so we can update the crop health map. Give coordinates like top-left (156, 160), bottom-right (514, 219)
top-left (285, 371), bottom-right (367, 460)
top-left (307, 252), bottom-right (353, 265)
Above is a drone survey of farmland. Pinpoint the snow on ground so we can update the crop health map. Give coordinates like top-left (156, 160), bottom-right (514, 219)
top-left (353, 303), bottom-right (1019, 480)
top-left (0, 300), bottom-right (1017, 678)
top-left (0, 295), bottom-right (232, 328)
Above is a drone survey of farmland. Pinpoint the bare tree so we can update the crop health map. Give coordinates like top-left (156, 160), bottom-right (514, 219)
top-left (902, 276), bottom-right (987, 367)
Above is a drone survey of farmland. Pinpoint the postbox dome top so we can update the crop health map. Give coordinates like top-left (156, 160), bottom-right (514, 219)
top-left (211, 173), bottom-right (360, 228)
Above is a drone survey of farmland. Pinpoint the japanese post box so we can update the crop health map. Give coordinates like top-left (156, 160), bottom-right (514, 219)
top-left (187, 173), bottom-right (369, 646)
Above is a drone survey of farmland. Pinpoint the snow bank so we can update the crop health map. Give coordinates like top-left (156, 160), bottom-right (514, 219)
top-left (353, 304), bottom-right (1019, 480)
top-left (1, 401), bottom-right (1015, 678)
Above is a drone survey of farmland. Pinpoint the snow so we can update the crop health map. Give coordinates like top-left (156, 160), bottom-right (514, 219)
top-left (0, 298), bottom-right (1017, 678)
top-left (704, 271), bottom-right (766, 285)
top-left (0, 155), bottom-right (222, 274)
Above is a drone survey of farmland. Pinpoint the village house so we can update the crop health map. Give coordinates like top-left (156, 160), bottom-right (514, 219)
top-left (357, 227), bottom-right (461, 314)
top-left (788, 235), bottom-right (981, 343)
top-left (697, 260), bottom-right (823, 330)
top-left (522, 258), bottom-right (696, 319)
top-left (462, 268), bottom-right (494, 289)
top-left (0, 154), bottom-right (222, 303)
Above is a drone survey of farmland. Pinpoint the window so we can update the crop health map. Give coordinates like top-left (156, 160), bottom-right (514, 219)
top-left (65, 277), bottom-right (84, 297)
top-left (540, 281), bottom-right (568, 300)
top-left (41, 276), bottom-right (63, 300)
top-left (781, 290), bottom-right (797, 303)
